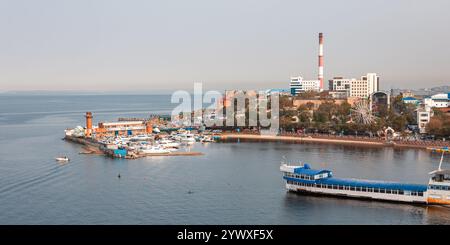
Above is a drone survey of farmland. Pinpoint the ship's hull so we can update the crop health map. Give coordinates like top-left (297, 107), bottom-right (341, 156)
top-left (285, 183), bottom-right (427, 204)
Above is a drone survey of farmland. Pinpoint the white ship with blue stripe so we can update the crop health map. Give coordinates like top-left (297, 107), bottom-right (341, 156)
top-left (280, 152), bottom-right (450, 205)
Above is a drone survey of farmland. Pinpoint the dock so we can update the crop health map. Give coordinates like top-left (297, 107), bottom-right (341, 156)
top-left (135, 151), bottom-right (203, 158)
top-left (64, 135), bottom-right (203, 159)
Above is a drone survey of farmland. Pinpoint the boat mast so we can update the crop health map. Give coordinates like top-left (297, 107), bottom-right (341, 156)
top-left (282, 156), bottom-right (288, 166)
top-left (438, 152), bottom-right (444, 171)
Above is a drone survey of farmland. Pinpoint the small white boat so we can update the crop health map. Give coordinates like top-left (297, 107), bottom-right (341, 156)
top-left (131, 134), bottom-right (153, 141)
top-left (180, 134), bottom-right (196, 145)
top-left (200, 136), bottom-right (214, 143)
top-left (55, 156), bottom-right (70, 162)
top-left (158, 139), bottom-right (180, 149)
top-left (139, 145), bottom-right (171, 154)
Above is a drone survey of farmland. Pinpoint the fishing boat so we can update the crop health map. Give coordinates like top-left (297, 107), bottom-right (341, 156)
top-left (280, 151), bottom-right (450, 205)
top-left (55, 156), bottom-right (70, 162)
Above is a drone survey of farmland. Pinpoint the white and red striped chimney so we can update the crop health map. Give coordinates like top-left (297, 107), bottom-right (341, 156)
top-left (318, 33), bottom-right (324, 90)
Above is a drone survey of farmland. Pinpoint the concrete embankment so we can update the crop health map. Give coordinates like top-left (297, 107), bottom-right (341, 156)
top-left (64, 135), bottom-right (104, 154)
top-left (137, 151), bottom-right (203, 157)
top-left (219, 134), bottom-right (384, 147)
top-left (219, 134), bottom-right (448, 150)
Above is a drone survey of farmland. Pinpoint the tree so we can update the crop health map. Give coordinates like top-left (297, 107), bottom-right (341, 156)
top-left (295, 91), bottom-right (318, 99)
top-left (427, 112), bottom-right (450, 138)
top-left (390, 114), bottom-right (408, 131)
top-left (337, 101), bottom-right (351, 123)
top-left (315, 101), bottom-right (338, 121)
top-left (297, 105), bottom-right (312, 123)
top-left (427, 118), bottom-right (443, 135)
top-left (304, 102), bottom-right (315, 110)
top-left (279, 95), bottom-right (293, 108)
top-left (313, 110), bottom-right (328, 123)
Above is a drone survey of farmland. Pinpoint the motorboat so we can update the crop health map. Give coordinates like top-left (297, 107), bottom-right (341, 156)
top-left (179, 133), bottom-right (196, 145)
top-left (158, 139), bottom-right (180, 149)
top-left (131, 134), bottom-right (153, 141)
top-left (139, 145), bottom-right (171, 154)
top-left (200, 135), bottom-right (214, 143)
top-left (55, 156), bottom-right (70, 162)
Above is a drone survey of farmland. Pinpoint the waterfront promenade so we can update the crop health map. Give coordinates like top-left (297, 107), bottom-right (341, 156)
top-left (219, 133), bottom-right (450, 150)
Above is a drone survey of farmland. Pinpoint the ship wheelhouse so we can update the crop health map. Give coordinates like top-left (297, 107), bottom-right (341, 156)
top-left (281, 164), bottom-right (333, 181)
top-left (427, 152), bottom-right (450, 205)
top-left (427, 169), bottom-right (450, 205)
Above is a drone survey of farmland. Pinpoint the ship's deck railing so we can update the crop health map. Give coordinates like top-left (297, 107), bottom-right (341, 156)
top-left (284, 175), bottom-right (427, 193)
top-left (286, 180), bottom-right (425, 197)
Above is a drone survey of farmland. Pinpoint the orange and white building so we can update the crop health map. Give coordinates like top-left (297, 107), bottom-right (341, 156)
top-left (83, 112), bottom-right (153, 139)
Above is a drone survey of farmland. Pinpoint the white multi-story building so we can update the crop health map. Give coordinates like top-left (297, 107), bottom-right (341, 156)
top-left (328, 73), bottom-right (379, 99)
top-left (417, 108), bottom-right (433, 134)
top-left (424, 93), bottom-right (449, 110)
top-left (328, 77), bottom-right (353, 98)
top-left (365, 73), bottom-right (379, 96)
top-left (290, 76), bottom-right (321, 95)
top-left (329, 78), bottom-right (351, 91)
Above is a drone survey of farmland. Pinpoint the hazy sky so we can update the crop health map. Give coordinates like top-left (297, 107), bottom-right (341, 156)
top-left (0, 0), bottom-right (449, 92)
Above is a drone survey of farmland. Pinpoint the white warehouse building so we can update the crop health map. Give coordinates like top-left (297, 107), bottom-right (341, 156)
top-left (424, 93), bottom-right (450, 110)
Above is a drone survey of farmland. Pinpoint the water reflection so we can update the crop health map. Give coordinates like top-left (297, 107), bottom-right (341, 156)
top-left (424, 206), bottom-right (450, 224)
top-left (283, 192), bottom-right (428, 225)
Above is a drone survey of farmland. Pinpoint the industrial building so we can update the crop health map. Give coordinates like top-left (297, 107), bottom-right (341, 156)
top-left (84, 112), bottom-right (153, 139)
top-left (290, 33), bottom-right (324, 95)
top-left (424, 93), bottom-right (450, 109)
top-left (401, 97), bottom-right (420, 106)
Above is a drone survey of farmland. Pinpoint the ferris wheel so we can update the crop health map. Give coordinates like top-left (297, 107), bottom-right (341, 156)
top-left (351, 100), bottom-right (377, 125)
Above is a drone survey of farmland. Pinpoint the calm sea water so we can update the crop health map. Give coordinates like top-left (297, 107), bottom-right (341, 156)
top-left (0, 94), bottom-right (449, 225)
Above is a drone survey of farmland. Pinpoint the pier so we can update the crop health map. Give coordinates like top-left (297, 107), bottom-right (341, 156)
top-left (135, 151), bottom-right (203, 158)
top-left (64, 135), bottom-right (203, 159)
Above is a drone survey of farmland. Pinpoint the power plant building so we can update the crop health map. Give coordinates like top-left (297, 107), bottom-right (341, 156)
top-left (289, 33), bottom-right (324, 95)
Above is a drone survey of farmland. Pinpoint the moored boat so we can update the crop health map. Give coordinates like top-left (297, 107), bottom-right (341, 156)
top-left (280, 151), bottom-right (450, 205)
top-left (179, 133), bottom-right (196, 145)
top-left (426, 152), bottom-right (450, 205)
top-left (139, 145), bottom-right (171, 154)
top-left (131, 134), bottom-right (153, 141)
top-left (158, 139), bottom-right (180, 149)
